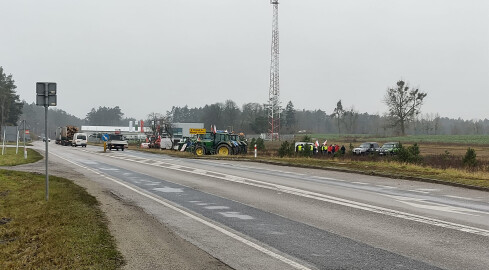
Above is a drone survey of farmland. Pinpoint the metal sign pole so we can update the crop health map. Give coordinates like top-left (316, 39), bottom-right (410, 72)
top-left (1, 129), bottom-right (5, 155)
top-left (23, 120), bottom-right (27, 159)
top-left (45, 86), bottom-right (49, 201)
top-left (16, 127), bottom-right (19, 154)
top-left (36, 81), bottom-right (56, 201)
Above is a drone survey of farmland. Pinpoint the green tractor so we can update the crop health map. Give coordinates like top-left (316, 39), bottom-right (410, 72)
top-left (194, 132), bottom-right (236, 156)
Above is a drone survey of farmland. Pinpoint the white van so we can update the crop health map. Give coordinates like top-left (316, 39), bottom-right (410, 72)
top-left (72, 133), bottom-right (88, 147)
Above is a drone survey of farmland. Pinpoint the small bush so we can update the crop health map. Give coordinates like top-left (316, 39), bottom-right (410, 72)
top-left (348, 143), bottom-right (354, 155)
top-left (278, 141), bottom-right (290, 157)
top-left (302, 135), bottom-right (311, 142)
top-left (397, 143), bottom-right (423, 163)
top-left (256, 138), bottom-right (266, 151)
top-left (463, 148), bottom-right (477, 167)
top-left (302, 143), bottom-right (313, 157)
top-left (249, 138), bottom-right (256, 151)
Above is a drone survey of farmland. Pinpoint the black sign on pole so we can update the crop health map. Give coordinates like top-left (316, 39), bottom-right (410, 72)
top-left (36, 82), bottom-right (57, 201)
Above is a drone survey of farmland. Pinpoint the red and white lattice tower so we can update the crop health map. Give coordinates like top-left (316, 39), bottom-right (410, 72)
top-left (267, 0), bottom-right (281, 141)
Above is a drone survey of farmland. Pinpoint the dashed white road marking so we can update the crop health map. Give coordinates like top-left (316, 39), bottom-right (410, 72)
top-left (409, 189), bottom-right (431, 194)
top-left (352, 182), bottom-right (369, 185)
top-left (445, 195), bottom-right (479, 201)
top-left (219, 212), bottom-right (254, 220)
top-left (205, 206), bottom-right (231, 210)
top-left (153, 187), bottom-right (184, 193)
top-left (376, 185), bottom-right (397, 189)
top-left (99, 167), bottom-right (119, 171)
top-left (384, 195), bottom-right (485, 216)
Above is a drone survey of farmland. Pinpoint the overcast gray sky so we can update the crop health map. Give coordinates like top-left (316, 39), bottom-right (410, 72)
top-left (2, 0), bottom-right (488, 121)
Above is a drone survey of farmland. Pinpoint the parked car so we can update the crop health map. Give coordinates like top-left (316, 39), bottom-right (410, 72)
top-left (379, 142), bottom-right (400, 156)
top-left (42, 137), bottom-right (50, 142)
top-left (352, 142), bottom-right (380, 155)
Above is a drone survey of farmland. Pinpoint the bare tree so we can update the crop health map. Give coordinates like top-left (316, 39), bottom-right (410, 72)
top-left (383, 80), bottom-right (427, 136)
top-left (331, 100), bottom-right (344, 134)
top-left (433, 113), bottom-right (441, 135)
top-left (343, 106), bottom-right (359, 134)
top-left (163, 110), bottom-right (176, 149)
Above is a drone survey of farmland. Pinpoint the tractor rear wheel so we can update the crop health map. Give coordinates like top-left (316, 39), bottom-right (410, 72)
top-left (195, 146), bottom-right (205, 156)
top-left (217, 145), bottom-right (231, 156)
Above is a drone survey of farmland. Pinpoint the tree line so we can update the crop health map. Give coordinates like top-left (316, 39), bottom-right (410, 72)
top-left (1, 65), bottom-right (486, 138)
top-left (16, 97), bottom-right (489, 138)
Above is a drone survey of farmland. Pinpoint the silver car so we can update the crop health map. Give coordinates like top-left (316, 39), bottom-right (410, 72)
top-left (352, 142), bottom-right (380, 155)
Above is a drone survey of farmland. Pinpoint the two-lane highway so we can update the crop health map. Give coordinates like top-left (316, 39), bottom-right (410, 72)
top-left (39, 142), bottom-right (489, 269)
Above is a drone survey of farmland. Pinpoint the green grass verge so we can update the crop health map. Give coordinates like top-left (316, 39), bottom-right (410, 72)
top-left (0, 170), bottom-right (124, 269)
top-left (0, 148), bottom-right (43, 166)
top-left (259, 157), bottom-right (489, 189)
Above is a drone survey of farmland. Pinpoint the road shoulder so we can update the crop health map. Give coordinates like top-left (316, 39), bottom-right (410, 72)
top-left (4, 160), bottom-right (233, 270)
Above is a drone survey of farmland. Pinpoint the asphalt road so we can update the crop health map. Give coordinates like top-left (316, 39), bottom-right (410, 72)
top-left (34, 142), bottom-right (489, 270)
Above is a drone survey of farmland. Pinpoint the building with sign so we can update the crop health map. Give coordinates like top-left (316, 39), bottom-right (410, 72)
top-left (80, 123), bottom-right (204, 143)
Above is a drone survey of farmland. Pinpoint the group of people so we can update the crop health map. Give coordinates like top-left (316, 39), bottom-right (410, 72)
top-left (296, 143), bottom-right (346, 155)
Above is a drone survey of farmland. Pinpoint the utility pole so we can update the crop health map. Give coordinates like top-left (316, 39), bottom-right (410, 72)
top-left (268, 0), bottom-right (281, 141)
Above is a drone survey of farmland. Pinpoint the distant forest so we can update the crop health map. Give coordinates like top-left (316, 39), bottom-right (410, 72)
top-left (19, 100), bottom-right (489, 138)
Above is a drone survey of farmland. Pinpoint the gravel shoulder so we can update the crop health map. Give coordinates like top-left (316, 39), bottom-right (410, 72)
top-left (4, 158), bottom-right (233, 270)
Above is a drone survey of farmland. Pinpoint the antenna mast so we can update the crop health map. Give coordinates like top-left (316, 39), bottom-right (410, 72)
top-left (268, 0), bottom-right (281, 141)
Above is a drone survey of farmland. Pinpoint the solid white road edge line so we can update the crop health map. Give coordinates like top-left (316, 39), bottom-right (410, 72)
top-left (51, 152), bottom-right (312, 270)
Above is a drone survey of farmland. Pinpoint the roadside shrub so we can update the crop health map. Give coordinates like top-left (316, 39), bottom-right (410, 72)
top-left (302, 135), bottom-right (311, 142)
top-left (289, 141), bottom-right (296, 156)
top-left (249, 138), bottom-right (256, 151)
top-left (256, 138), bottom-right (266, 151)
top-left (302, 143), bottom-right (313, 157)
top-left (463, 148), bottom-right (477, 167)
top-left (278, 141), bottom-right (295, 157)
top-left (397, 143), bottom-right (423, 163)
top-left (348, 143), bottom-right (354, 155)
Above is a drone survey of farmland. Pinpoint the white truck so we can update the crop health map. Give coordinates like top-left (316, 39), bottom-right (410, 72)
top-left (107, 134), bottom-right (128, 151)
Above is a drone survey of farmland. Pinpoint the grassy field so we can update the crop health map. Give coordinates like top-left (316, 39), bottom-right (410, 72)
top-left (0, 170), bottom-right (124, 269)
top-left (305, 134), bottom-right (489, 145)
top-left (0, 147), bottom-right (43, 166)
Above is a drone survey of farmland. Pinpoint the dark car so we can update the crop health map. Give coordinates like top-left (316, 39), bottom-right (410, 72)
top-left (352, 142), bottom-right (380, 155)
top-left (42, 137), bottom-right (51, 142)
top-left (379, 142), bottom-right (400, 156)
